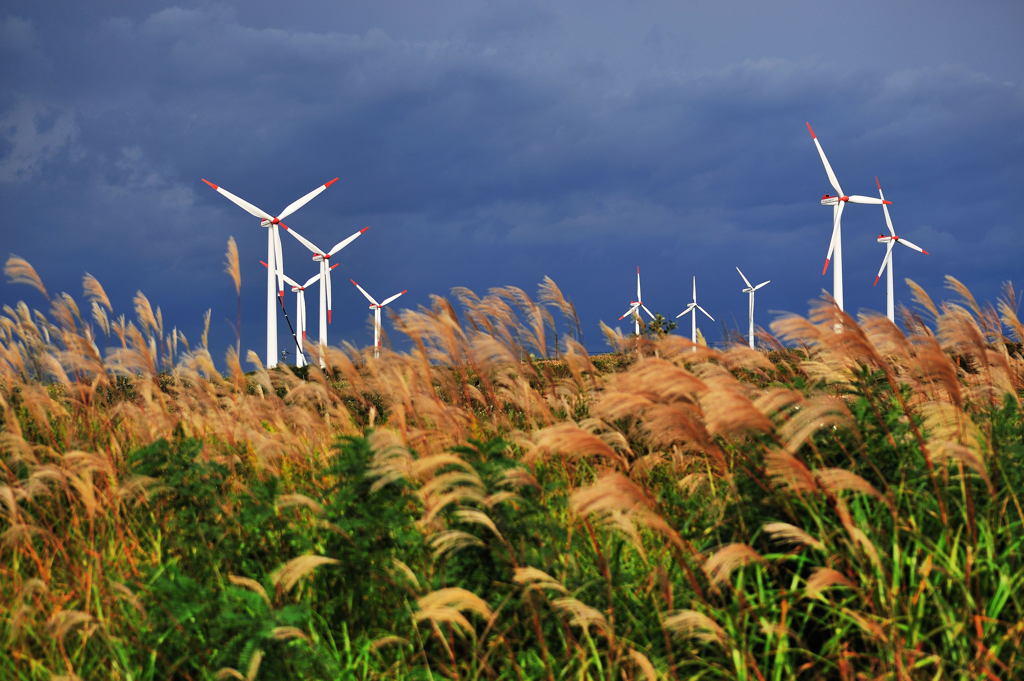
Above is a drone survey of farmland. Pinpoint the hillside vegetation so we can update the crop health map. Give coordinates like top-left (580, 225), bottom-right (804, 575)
top-left (2, 256), bottom-right (1023, 680)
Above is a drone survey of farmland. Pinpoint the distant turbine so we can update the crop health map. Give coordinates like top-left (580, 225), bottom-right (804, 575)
top-left (806, 123), bottom-right (889, 311)
top-left (285, 226), bottom-right (369, 359)
top-left (676, 276), bottom-right (714, 350)
top-left (202, 176), bottom-right (339, 367)
top-left (736, 267), bottom-right (770, 349)
top-left (350, 280), bottom-right (408, 358)
top-left (873, 177), bottom-right (929, 322)
top-left (618, 267), bottom-right (655, 335)
top-left (260, 261), bottom-right (337, 367)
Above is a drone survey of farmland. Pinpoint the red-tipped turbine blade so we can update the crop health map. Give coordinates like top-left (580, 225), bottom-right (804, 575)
top-left (380, 290), bottom-right (407, 307)
top-left (204, 181), bottom-right (275, 220)
top-left (328, 227), bottom-right (369, 257)
top-left (278, 177), bottom-right (340, 221)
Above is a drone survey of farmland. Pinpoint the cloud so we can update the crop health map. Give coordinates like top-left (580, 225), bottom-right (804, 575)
top-left (0, 98), bottom-right (80, 182)
top-left (2, 3), bottom-right (1022, 360)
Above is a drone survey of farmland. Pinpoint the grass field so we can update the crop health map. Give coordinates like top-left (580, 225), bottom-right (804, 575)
top-left (2, 256), bottom-right (1023, 680)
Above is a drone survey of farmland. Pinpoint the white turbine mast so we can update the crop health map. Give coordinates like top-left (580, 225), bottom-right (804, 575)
top-left (873, 177), bottom-right (929, 322)
top-left (285, 225), bottom-right (369, 363)
top-left (202, 176), bottom-right (339, 367)
top-left (676, 275), bottom-right (714, 350)
top-left (350, 280), bottom-right (408, 357)
top-left (806, 123), bottom-right (889, 311)
top-left (736, 267), bottom-right (770, 349)
top-left (617, 266), bottom-right (655, 336)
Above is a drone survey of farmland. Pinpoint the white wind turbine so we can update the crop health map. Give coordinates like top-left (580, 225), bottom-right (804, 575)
top-left (202, 176), bottom-right (339, 367)
top-left (285, 226), bottom-right (369, 357)
top-left (736, 267), bottom-right (770, 349)
top-left (873, 177), bottom-right (929, 322)
top-left (350, 280), bottom-right (408, 357)
top-left (617, 267), bottom-right (655, 335)
top-left (806, 123), bottom-right (890, 311)
top-left (260, 261), bottom-right (338, 367)
top-left (676, 276), bottom-right (714, 349)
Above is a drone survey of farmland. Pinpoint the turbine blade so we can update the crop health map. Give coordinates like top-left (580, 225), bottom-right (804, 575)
top-left (285, 226), bottom-right (323, 255)
top-left (823, 202), bottom-right (844, 274)
top-left (273, 228), bottom-right (285, 293)
top-left (692, 276), bottom-right (696, 302)
top-left (641, 304), bottom-right (655, 319)
top-left (806, 123), bottom-right (843, 196)
top-left (202, 180), bottom-right (275, 220)
top-left (328, 227), bottom-right (369, 256)
top-left (876, 178), bottom-right (897, 237)
top-left (874, 241), bottom-right (895, 285)
top-left (350, 279), bottom-right (378, 305)
top-left (275, 270), bottom-right (300, 289)
top-left (736, 266), bottom-right (752, 288)
top-left (846, 195), bottom-right (886, 205)
top-left (303, 273), bottom-right (321, 288)
top-left (619, 304), bottom-right (640, 320)
top-left (696, 304), bottom-right (715, 321)
top-left (277, 177), bottom-right (339, 221)
top-left (380, 290), bottom-right (408, 307)
top-left (754, 280), bottom-right (770, 290)
top-left (326, 267), bottom-right (333, 323)
top-left (897, 237), bottom-right (927, 254)
top-left (676, 304), bottom-right (695, 319)
top-left (636, 266), bottom-right (641, 302)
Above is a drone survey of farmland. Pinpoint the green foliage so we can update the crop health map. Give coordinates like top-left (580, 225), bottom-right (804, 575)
top-left (643, 313), bottom-right (678, 338)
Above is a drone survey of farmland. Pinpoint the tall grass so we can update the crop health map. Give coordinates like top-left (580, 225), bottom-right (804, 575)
top-left (1, 255), bottom-right (1022, 680)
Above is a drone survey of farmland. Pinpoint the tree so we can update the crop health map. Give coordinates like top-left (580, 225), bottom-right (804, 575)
top-left (643, 313), bottom-right (678, 338)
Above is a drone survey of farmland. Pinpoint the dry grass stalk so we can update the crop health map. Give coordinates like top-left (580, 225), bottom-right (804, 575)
top-left (5, 255), bottom-right (48, 297)
top-left (271, 554), bottom-right (340, 596)
top-left (513, 566), bottom-right (569, 595)
top-left (224, 236), bottom-right (241, 295)
top-left (662, 609), bottom-right (727, 646)
top-left (804, 567), bottom-right (857, 599)
top-left (550, 596), bottom-right (611, 636)
top-left (703, 543), bottom-right (764, 587)
top-left (762, 522), bottom-right (825, 551)
top-left (414, 587), bottom-right (494, 637)
top-left (526, 422), bottom-right (628, 468)
top-left (570, 472), bottom-right (685, 554)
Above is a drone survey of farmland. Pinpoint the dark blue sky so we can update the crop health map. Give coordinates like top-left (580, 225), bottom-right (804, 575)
top-left (3, 1), bottom-right (1022, 360)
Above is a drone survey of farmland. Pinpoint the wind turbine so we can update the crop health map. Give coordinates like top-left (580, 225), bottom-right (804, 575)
top-left (350, 280), bottom-right (408, 357)
top-left (202, 176), bottom-right (339, 367)
top-left (617, 267), bottom-right (655, 335)
top-left (736, 267), bottom-right (770, 349)
top-left (676, 276), bottom-right (714, 349)
top-left (873, 177), bottom-right (929, 322)
top-left (806, 123), bottom-right (890, 311)
top-left (285, 226), bottom-right (369, 356)
top-left (260, 261), bottom-right (338, 366)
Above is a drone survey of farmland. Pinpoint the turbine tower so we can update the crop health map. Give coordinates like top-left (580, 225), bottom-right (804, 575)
top-left (618, 267), bottom-right (655, 335)
top-left (806, 123), bottom-right (889, 311)
top-left (873, 177), bottom-right (929, 322)
top-left (676, 276), bottom-right (714, 350)
top-left (350, 280), bottom-right (408, 357)
top-left (202, 177), bottom-right (338, 367)
top-left (736, 267), bottom-right (770, 349)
